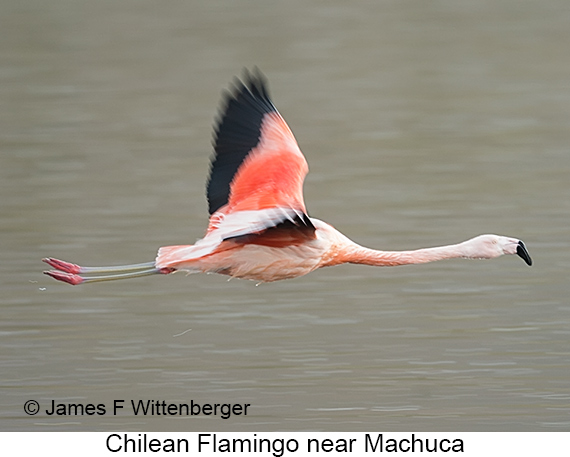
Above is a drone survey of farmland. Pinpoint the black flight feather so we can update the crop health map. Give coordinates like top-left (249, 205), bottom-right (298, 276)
top-left (207, 68), bottom-right (276, 215)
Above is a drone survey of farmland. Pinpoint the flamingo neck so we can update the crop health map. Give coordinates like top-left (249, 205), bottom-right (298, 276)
top-left (342, 243), bottom-right (466, 267)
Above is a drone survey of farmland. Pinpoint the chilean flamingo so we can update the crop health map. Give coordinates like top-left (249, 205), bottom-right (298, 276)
top-left (43, 69), bottom-right (532, 285)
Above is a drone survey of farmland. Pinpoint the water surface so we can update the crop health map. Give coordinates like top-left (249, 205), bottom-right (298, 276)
top-left (2, 0), bottom-right (569, 431)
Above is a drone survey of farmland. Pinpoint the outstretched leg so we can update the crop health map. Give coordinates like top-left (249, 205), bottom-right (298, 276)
top-left (43, 257), bottom-right (157, 274)
top-left (42, 257), bottom-right (174, 285)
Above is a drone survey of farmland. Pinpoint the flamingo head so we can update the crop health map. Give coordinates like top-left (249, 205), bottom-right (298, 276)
top-left (462, 234), bottom-right (532, 266)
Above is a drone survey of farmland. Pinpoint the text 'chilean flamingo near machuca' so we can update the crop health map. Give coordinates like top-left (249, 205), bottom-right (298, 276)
top-left (43, 69), bottom-right (532, 286)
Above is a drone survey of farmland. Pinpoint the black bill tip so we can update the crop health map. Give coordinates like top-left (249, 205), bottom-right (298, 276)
top-left (516, 241), bottom-right (532, 266)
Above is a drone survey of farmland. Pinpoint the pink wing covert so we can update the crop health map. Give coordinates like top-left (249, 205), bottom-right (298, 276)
top-left (222, 112), bottom-right (308, 215)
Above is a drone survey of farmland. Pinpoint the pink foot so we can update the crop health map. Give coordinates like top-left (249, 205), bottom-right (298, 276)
top-left (43, 270), bottom-right (84, 285)
top-left (42, 258), bottom-right (81, 274)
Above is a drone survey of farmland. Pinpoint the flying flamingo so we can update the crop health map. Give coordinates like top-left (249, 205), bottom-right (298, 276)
top-left (43, 69), bottom-right (532, 285)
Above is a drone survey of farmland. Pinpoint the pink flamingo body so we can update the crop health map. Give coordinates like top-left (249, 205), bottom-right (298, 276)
top-left (43, 70), bottom-right (531, 285)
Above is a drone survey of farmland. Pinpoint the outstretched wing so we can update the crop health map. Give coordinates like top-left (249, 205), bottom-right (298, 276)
top-left (205, 69), bottom-right (314, 239)
top-left (157, 71), bottom-right (315, 270)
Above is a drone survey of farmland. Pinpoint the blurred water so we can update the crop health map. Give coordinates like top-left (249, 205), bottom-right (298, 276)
top-left (2, 0), bottom-right (569, 431)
